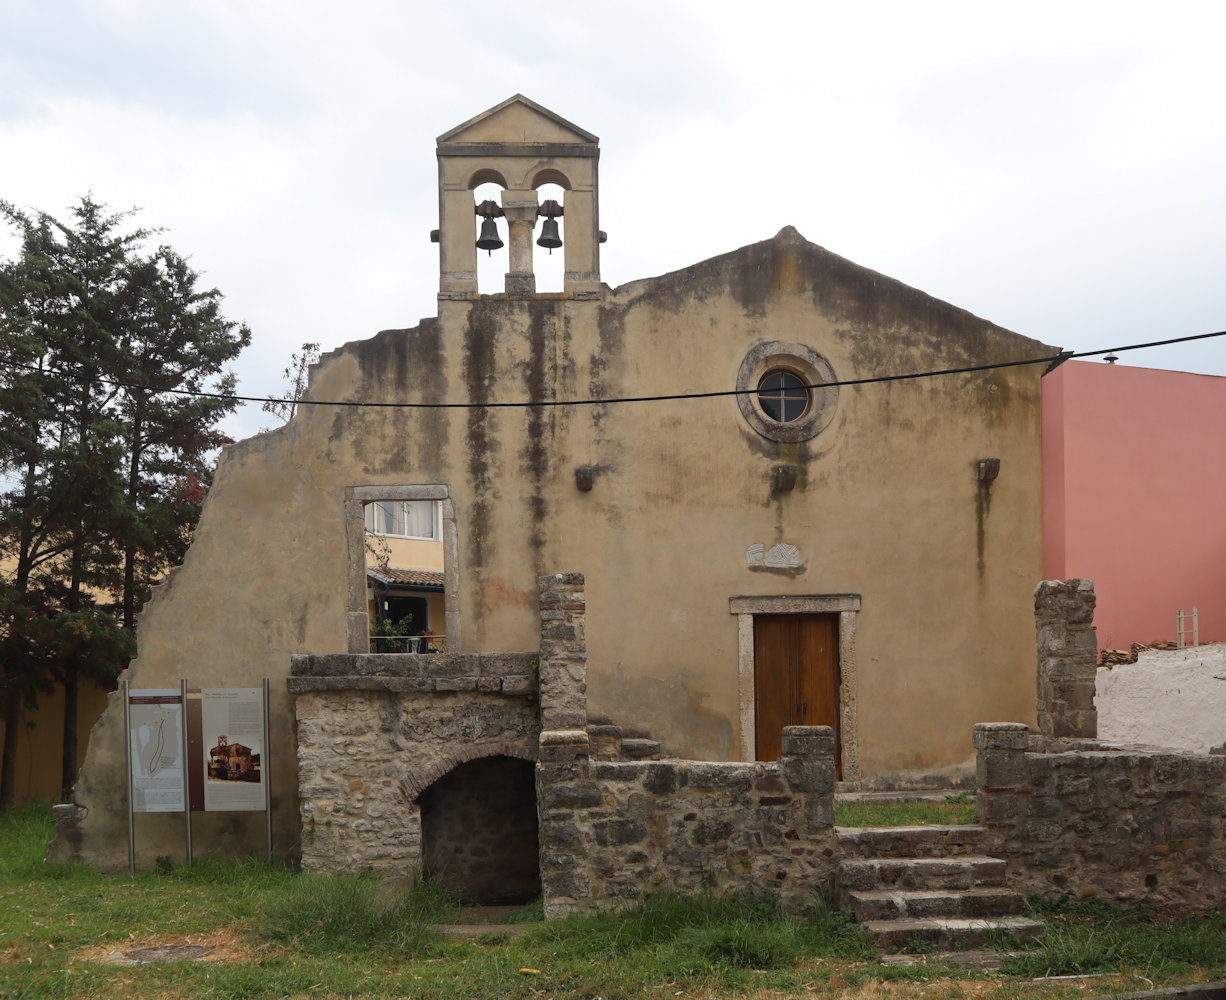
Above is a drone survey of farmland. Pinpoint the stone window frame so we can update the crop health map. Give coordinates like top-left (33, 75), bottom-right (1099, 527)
top-left (736, 341), bottom-right (839, 443)
top-left (346, 485), bottom-right (460, 654)
top-left (728, 593), bottom-right (861, 781)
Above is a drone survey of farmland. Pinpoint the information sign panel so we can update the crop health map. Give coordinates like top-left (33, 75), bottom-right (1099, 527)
top-left (200, 688), bottom-right (265, 812)
top-left (127, 689), bottom-right (185, 813)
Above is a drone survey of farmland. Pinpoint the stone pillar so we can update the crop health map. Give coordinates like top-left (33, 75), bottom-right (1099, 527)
top-left (973, 722), bottom-right (1030, 837)
top-left (538, 572), bottom-right (587, 731)
top-left (778, 726), bottom-right (839, 906)
top-left (1035, 578), bottom-right (1098, 738)
top-left (779, 725), bottom-right (837, 826)
top-left (502, 190), bottom-right (538, 295)
top-left (536, 728), bottom-right (597, 917)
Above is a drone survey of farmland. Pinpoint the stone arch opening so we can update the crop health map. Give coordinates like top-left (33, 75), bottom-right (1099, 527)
top-left (533, 181), bottom-right (566, 293)
top-left (419, 754), bottom-right (540, 904)
top-left (473, 180), bottom-right (509, 295)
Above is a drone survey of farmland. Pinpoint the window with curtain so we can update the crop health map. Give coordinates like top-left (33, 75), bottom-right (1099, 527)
top-left (364, 500), bottom-right (438, 539)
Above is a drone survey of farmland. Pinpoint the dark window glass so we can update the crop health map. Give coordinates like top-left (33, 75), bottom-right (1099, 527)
top-left (757, 370), bottom-right (810, 423)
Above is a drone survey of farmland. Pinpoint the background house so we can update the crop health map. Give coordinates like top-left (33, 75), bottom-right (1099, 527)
top-left (1042, 360), bottom-right (1226, 652)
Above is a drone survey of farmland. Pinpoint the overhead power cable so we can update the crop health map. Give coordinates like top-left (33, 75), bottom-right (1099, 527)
top-left (0, 328), bottom-right (1222, 411)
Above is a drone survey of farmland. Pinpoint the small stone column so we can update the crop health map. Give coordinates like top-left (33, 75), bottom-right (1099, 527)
top-left (502, 190), bottom-right (538, 295)
top-left (1035, 578), bottom-right (1098, 738)
top-left (536, 728), bottom-right (597, 917)
top-left (538, 572), bottom-right (587, 731)
top-left (778, 725), bottom-right (839, 906)
top-left (779, 725), bottom-right (837, 827)
top-left (973, 722), bottom-right (1030, 834)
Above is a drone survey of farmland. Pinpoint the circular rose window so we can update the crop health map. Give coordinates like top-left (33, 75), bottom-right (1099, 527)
top-left (737, 342), bottom-right (838, 442)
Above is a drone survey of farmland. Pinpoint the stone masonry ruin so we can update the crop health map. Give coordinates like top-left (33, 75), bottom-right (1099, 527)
top-left (291, 573), bottom-right (1226, 920)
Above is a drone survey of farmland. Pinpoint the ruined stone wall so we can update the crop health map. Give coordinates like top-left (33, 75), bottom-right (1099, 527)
top-left (537, 726), bottom-right (838, 917)
top-left (976, 723), bottom-right (1226, 911)
top-left (290, 651), bottom-right (539, 875)
top-left (1035, 579), bottom-right (1098, 738)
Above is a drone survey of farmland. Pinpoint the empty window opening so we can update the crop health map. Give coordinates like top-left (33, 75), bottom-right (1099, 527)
top-left (419, 756), bottom-right (540, 905)
top-left (363, 497), bottom-right (446, 653)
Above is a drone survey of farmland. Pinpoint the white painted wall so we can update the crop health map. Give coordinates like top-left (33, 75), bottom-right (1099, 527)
top-left (1096, 643), bottom-right (1226, 753)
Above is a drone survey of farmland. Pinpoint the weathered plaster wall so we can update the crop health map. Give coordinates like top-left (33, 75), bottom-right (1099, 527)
top-left (976, 723), bottom-right (1226, 911)
top-left (1042, 362), bottom-right (1226, 650)
top-left (1097, 643), bottom-right (1226, 753)
top-left (51, 224), bottom-right (1051, 866)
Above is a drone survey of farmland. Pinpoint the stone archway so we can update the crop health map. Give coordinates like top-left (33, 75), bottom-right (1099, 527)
top-left (419, 755), bottom-right (540, 904)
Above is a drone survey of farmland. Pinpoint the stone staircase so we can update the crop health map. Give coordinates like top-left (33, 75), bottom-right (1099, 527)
top-left (837, 824), bottom-right (1042, 952)
top-left (586, 722), bottom-right (662, 761)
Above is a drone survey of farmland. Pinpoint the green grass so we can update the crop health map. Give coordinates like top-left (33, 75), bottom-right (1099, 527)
top-left (835, 797), bottom-right (979, 827)
top-left (1001, 895), bottom-right (1226, 979)
top-left (4, 804), bottom-right (1226, 999)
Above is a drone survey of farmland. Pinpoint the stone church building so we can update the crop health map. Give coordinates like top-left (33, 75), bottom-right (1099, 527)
top-left (50, 96), bottom-right (1054, 881)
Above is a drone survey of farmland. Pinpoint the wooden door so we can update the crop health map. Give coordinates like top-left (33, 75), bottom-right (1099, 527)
top-left (753, 613), bottom-right (840, 774)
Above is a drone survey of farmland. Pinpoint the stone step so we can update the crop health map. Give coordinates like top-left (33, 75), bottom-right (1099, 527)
top-left (619, 737), bottom-right (662, 760)
top-left (845, 886), bottom-right (1026, 922)
top-left (838, 855), bottom-right (1006, 892)
top-left (837, 824), bottom-right (992, 859)
top-left (861, 915), bottom-right (1043, 953)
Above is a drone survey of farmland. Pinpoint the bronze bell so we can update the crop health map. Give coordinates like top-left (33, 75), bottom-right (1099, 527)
top-left (476, 218), bottom-right (503, 254)
top-left (536, 217), bottom-right (562, 253)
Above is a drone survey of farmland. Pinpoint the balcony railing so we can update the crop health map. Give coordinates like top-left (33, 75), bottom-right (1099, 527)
top-left (369, 634), bottom-right (446, 654)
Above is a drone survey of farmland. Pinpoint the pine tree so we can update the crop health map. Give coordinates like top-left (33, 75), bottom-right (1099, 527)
top-left (0, 196), bottom-right (250, 805)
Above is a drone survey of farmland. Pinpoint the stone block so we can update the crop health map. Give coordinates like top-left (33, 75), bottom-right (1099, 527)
top-left (592, 819), bottom-right (647, 846)
top-left (685, 763), bottom-right (759, 788)
top-left (977, 750), bottom-right (1028, 789)
top-left (805, 796), bottom-right (836, 830)
top-left (973, 723), bottom-right (1031, 750)
top-left (781, 726), bottom-right (836, 757)
top-left (539, 781), bottom-right (602, 810)
top-left (642, 763), bottom-right (681, 795)
top-left (781, 756), bottom-right (836, 794)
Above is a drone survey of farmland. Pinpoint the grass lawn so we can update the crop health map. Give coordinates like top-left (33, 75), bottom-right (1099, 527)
top-left (3, 804), bottom-right (1225, 999)
top-left (835, 793), bottom-right (978, 828)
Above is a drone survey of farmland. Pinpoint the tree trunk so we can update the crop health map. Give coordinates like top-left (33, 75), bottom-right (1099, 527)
top-left (1, 700), bottom-right (21, 809)
top-left (59, 659), bottom-right (79, 801)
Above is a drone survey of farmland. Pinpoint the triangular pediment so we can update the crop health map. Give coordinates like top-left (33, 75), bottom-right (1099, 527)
top-left (437, 95), bottom-right (598, 146)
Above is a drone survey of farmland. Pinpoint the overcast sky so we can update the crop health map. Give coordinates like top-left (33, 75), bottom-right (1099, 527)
top-left (3, 0), bottom-right (1223, 440)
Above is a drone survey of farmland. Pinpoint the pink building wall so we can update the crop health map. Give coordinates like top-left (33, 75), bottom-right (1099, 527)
top-left (1042, 361), bottom-right (1226, 651)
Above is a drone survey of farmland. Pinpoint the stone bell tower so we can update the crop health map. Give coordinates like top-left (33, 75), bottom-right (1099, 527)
top-left (435, 95), bottom-right (601, 298)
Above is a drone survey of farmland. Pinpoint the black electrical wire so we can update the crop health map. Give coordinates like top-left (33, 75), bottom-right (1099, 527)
top-left (0, 328), bottom-right (1222, 411)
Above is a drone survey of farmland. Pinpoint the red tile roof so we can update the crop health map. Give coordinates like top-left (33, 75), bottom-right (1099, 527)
top-left (367, 567), bottom-right (445, 589)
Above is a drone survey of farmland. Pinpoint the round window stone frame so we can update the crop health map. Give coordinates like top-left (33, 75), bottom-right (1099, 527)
top-left (737, 341), bottom-right (838, 443)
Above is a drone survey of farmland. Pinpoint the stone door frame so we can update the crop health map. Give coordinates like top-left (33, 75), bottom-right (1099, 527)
top-left (729, 594), bottom-right (862, 781)
top-left (345, 484), bottom-right (461, 653)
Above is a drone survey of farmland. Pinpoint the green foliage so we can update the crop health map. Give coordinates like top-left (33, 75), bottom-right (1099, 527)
top-left (0, 195), bottom-right (249, 804)
top-left (4, 806), bottom-right (1226, 1000)
top-left (1002, 895), bottom-right (1226, 978)
top-left (260, 870), bottom-right (451, 956)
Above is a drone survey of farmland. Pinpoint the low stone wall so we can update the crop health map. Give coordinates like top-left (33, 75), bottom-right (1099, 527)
top-left (537, 726), bottom-right (838, 917)
top-left (290, 651), bottom-right (539, 875)
top-left (975, 723), bottom-right (1226, 911)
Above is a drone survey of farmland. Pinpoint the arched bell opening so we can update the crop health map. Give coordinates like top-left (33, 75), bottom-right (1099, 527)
top-left (472, 181), bottom-right (509, 295)
top-left (533, 182), bottom-right (566, 293)
top-left (418, 755), bottom-right (540, 905)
